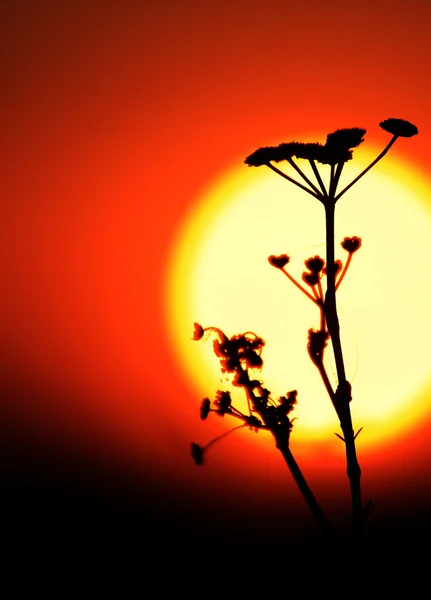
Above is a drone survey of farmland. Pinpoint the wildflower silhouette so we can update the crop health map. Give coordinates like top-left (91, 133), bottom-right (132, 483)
top-left (191, 118), bottom-right (418, 542)
top-left (190, 325), bottom-right (333, 538)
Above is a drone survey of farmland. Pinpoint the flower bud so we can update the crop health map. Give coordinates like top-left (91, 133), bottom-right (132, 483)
top-left (302, 271), bottom-right (319, 286)
top-left (341, 236), bottom-right (362, 253)
top-left (268, 254), bottom-right (290, 269)
top-left (304, 256), bottom-right (325, 273)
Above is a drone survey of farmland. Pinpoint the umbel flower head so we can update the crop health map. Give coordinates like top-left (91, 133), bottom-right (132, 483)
top-left (379, 118), bottom-right (418, 138)
top-left (244, 145), bottom-right (286, 166)
top-left (322, 128), bottom-right (366, 165)
top-left (276, 142), bottom-right (326, 162)
top-left (245, 127), bottom-right (367, 169)
top-left (325, 128), bottom-right (366, 150)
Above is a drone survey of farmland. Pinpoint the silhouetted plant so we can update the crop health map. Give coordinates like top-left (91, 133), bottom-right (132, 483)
top-left (191, 118), bottom-right (418, 544)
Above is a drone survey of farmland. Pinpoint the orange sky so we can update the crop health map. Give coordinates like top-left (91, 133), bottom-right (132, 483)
top-left (2, 0), bottom-right (431, 553)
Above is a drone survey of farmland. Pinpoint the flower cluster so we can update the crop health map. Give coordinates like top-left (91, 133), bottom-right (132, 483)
top-left (244, 119), bottom-right (418, 206)
top-left (191, 324), bottom-right (298, 465)
top-left (245, 127), bottom-right (366, 168)
top-left (213, 331), bottom-right (264, 374)
top-left (268, 237), bottom-right (362, 305)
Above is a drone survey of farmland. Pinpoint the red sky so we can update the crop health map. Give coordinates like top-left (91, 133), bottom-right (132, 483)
top-left (2, 0), bottom-right (431, 555)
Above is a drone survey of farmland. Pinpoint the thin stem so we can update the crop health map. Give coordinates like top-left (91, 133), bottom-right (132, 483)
top-left (329, 164), bottom-right (335, 196)
top-left (334, 135), bottom-right (398, 201)
top-left (228, 405), bottom-right (257, 420)
top-left (204, 424), bottom-right (248, 450)
top-left (324, 201), bottom-right (346, 384)
top-left (319, 304), bottom-right (325, 331)
top-left (315, 361), bottom-right (336, 411)
top-left (317, 278), bottom-right (324, 303)
top-left (286, 157), bottom-right (322, 196)
top-left (241, 374), bottom-right (333, 540)
top-left (335, 253), bottom-right (353, 290)
top-left (274, 438), bottom-right (334, 541)
top-left (309, 159), bottom-right (328, 197)
top-left (310, 284), bottom-right (320, 301)
top-left (330, 162), bottom-right (345, 198)
top-left (324, 201), bottom-right (363, 532)
top-left (266, 163), bottom-right (324, 201)
top-left (281, 268), bottom-right (319, 303)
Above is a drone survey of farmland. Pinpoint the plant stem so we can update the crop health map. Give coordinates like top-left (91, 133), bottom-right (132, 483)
top-left (330, 162), bottom-right (345, 198)
top-left (335, 253), bottom-right (352, 290)
top-left (274, 436), bottom-right (334, 541)
top-left (203, 424), bottom-right (249, 450)
top-left (243, 379), bottom-right (334, 541)
top-left (334, 135), bottom-right (398, 201)
top-left (286, 157), bottom-right (322, 196)
top-left (324, 201), bottom-right (346, 383)
top-left (281, 267), bottom-right (319, 303)
top-left (309, 159), bottom-right (328, 198)
top-left (324, 201), bottom-right (363, 532)
top-left (266, 163), bottom-right (324, 201)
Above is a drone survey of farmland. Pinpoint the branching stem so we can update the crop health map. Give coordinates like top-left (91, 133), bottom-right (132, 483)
top-left (266, 163), bottom-right (324, 201)
top-left (324, 201), bottom-right (363, 532)
top-left (309, 159), bottom-right (328, 197)
top-left (286, 157), bottom-right (322, 196)
top-left (336, 253), bottom-right (353, 290)
top-left (241, 373), bottom-right (333, 540)
top-left (274, 438), bottom-right (334, 541)
top-left (335, 135), bottom-right (398, 201)
top-left (281, 268), bottom-right (318, 303)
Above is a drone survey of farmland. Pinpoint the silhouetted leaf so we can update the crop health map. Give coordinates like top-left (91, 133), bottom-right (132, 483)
top-left (354, 427), bottom-right (363, 440)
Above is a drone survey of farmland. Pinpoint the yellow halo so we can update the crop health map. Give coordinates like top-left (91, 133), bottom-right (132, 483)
top-left (164, 146), bottom-right (431, 449)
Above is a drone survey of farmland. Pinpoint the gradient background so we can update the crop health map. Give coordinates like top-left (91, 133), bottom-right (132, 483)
top-left (2, 0), bottom-right (431, 557)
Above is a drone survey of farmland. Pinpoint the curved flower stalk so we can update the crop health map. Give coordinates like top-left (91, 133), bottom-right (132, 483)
top-left (191, 324), bottom-right (334, 539)
top-left (245, 118), bottom-right (418, 534)
top-left (334, 119), bottom-right (418, 201)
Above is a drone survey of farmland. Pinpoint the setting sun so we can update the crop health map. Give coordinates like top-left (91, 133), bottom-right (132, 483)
top-left (165, 143), bottom-right (431, 449)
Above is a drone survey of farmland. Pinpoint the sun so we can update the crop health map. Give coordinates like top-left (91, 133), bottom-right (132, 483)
top-left (164, 145), bottom-right (431, 450)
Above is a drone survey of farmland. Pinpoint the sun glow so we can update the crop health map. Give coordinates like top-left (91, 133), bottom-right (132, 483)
top-left (164, 146), bottom-right (431, 449)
